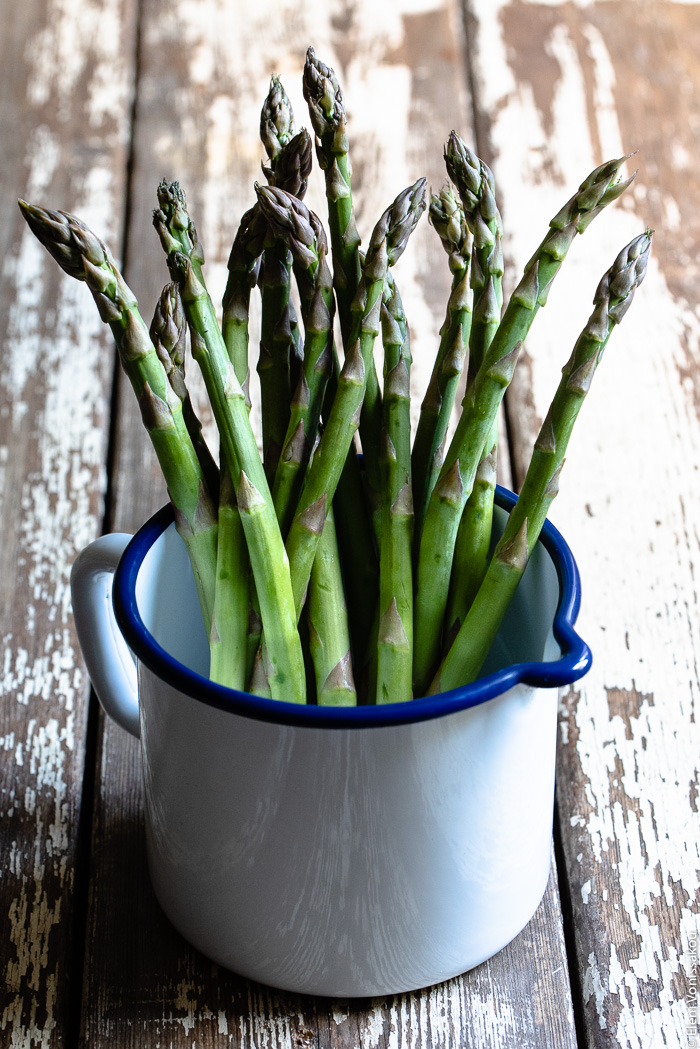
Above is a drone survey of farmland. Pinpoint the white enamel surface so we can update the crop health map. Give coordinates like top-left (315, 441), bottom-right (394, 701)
top-left (70, 534), bottom-right (139, 738)
top-left (140, 678), bottom-right (556, 996)
top-left (83, 521), bottom-right (565, 997)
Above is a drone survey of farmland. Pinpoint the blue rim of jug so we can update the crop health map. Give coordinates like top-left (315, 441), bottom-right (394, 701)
top-left (113, 486), bottom-right (592, 729)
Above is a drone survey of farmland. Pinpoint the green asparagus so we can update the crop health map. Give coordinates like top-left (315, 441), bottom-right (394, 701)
top-left (256, 185), bottom-right (335, 536)
top-left (376, 279), bottom-right (414, 704)
top-left (285, 177), bottom-right (427, 619)
top-left (412, 185), bottom-right (473, 547)
top-left (430, 228), bottom-right (653, 693)
top-left (413, 154), bottom-right (636, 695)
top-left (155, 183), bottom-right (306, 703)
top-left (18, 201), bottom-right (218, 636)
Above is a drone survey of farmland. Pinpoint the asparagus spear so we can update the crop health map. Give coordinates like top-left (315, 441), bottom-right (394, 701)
top-left (257, 123), bottom-right (314, 478)
top-left (376, 280), bottom-right (414, 704)
top-left (155, 183), bottom-right (306, 703)
top-left (445, 444), bottom-right (497, 642)
top-left (445, 133), bottom-right (504, 378)
top-left (412, 185), bottom-right (473, 547)
top-left (221, 203), bottom-right (264, 385)
top-left (285, 177), bottom-right (428, 619)
top-left (413, 154), bottom-right (636, 695)
top-left (303, 48), bottom-right (381, 605)
top-left (150, 282), bottom-right (220, 499)
top-left (303, 48), bottom-right (387, 520)
top-left (443, 135), bottom-right (504, 628)
top-left (256, 186), bottom-right (335, 536)
top-left (307, 504), bottom-right (358, 706)
top-left (429, 229), bottom-right (653, 694)
top-left (302, 47), bottom-right (361, 347)
top-left (149, 282), bottom-right (249, 687)
top-left (221, 126), bottom-right (312, 387)
top-left (18, 201), bottom-right (219, 635)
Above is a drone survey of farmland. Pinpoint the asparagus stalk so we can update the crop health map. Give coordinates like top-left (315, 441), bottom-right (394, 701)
top-left (256, 186), bottom-right (335, 536)
top-left (221, 125), bottom-right (311, 386)
top-left (445, 444), bottom-right (497, 642)
top-left (18, 201), bottom-right (219, 635)
top-left (303, 48), bottom-right (380, 611)
top-left (303, 49), bottom-right (385, 519)
top-left (442, 136), bottom-right (504, 629)
top-left (150, 282), bottom-right (220, 499)
top-left (413, 154), bottom-right (636, 695)
top-left (302, 47), bottom-right (361, 348)
top-left (307, 503), bottom-right (358, 706)
top-left (412, 185), bottom-right (473, 547)
top-left (429, 229), bottom-right (652, 694)
top-left (154, 187), bottom-right (256, 691)
top-left (155, 183), bottom-right (306, 703)
top-left (376, 281), bottom-right (414, 704)
top-left (208, 468), bottom-right (250, 688)
top-left (285, 177), bottom-right (428, 619)
top-left (445, 134), bottom-right (504, 379)
top-left (221, 204), bottom-right (264, 385)
top-left (149, 282), bottom-right (249, 686)
top-left (257, 122), bottom-right (314, 478)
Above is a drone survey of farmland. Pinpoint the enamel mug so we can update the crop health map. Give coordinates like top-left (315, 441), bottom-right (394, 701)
top-left (70, 486), bottom-right (591, 997)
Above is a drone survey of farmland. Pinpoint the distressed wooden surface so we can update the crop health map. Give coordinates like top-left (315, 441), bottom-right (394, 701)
top-left (465, 2), bottom-right (700, 1047)
top-left (80, 1), bottom-right (576, 1046)
top-left (1, 0), bottom-right (697, 1046)
top-left (0, 0), bottom-right (136, 1045)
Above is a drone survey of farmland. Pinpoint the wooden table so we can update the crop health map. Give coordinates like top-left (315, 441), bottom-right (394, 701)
top-left (1, 1), bottom-right (698, 1045)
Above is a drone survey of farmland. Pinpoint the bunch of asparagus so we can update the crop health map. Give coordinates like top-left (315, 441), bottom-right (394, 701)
top-left (19, 49), bottom-right (652, 706)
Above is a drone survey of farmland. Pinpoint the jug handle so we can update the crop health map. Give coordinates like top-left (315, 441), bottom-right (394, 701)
top-left (70, 534), bottom-right (140, 738)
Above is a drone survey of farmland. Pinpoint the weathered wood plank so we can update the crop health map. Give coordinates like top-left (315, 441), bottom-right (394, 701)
top-left (0, 0), bottom-right (137, 1044)
top-left (79, 0), bottom-right (577, 1045)
top-left (465, 1), bottom-right (700, 1045)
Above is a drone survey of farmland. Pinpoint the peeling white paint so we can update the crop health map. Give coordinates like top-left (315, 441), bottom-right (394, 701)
top-left (2, 0), bottom-right (130, 1046)
top-left (468, 2), bottom-right (700, 1046)
top-left (583, 951), bottom-right (608, 1030)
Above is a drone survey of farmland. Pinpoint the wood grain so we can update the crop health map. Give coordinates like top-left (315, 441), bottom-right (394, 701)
top-left (0, 0), bottom-right (137, 1044)
top-left (465, 1), bottom-right (700, 1045)
top-left (78, 0), bottom-right (576, 1045)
